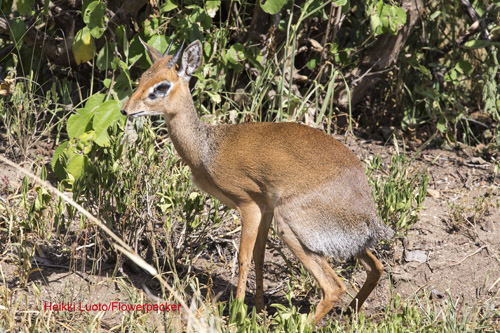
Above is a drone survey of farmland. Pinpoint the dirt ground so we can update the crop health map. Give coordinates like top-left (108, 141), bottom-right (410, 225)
top-left (1, 132), bottom-right (499, 326)
top-left (346, 136), bottom-right (500, 315)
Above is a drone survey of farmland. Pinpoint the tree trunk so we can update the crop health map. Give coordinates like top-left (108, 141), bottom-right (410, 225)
top-left (337, 0), bottom-right (424, 107)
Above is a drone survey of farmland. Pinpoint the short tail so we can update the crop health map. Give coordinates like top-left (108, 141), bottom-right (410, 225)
top-left (367, 216), bottom-right (394, 247)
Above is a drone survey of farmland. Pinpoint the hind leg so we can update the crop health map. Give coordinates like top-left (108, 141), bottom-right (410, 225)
top-left (276, 219), bottom-right (346, 324)
top-left (347, 249), bottom-right (384, 313)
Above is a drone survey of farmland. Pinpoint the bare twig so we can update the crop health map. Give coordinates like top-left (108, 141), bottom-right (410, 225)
top-left (319, 3), bottom-right (336, 74)
top-left (448, 245), bottom-right (487, 267)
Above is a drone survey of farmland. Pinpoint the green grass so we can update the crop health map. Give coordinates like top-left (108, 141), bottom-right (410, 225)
top-left (364, 136), bottom-right (429, 234)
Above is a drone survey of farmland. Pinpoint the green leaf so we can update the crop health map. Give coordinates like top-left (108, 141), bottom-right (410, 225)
top-left (115, 25), bottom-right (126, 50)
top-left (430, 10), bottom-right (441, 20)
top-left (306, 58), bottom-right (317, 69)
top-left (206, 91), bottom-right (221, 104)
top-left (103, 78), bottom-right (112, 88)
top-left (66, 154), bottom-right (86, 181)
top-left (96, 42), bottom-right (114, 71)
top-left (414, 86), bottom-right (436, 100)
top-left (450, 69), bottom-right (457, 81)
top-left (160, 0), bottom-right (178, 12)
top-left (128, 36), bottom-right (146, 65)
top-left (371, 2), bottom-right (406, 35)
top-left (17, 0), bottom-right (35, 15)
top-left (203, 42), bottom-right (212, 58)
top-left (464, 40), bottom-right (500, 49)
top-left (333, 0), bottom-right (347, 6)
top-left (51, 141), bottom-right (68, 171)
top-left (43, 0), bottom-right (50, 15)
top-left (113, 72), bottom-right (133, 100)
top-left (85, 93), bottom-right (106, 110)
top-left (222, 43), bottom-right (246, 71)
top-left (81, 0), bottom-right (94, 16)
top-left (436, 117), bottom-right (447, 133)
top-left (93, 100), bottom-right (122, 146)
top-left (191, 7), bottom-right (213, 30)
top-left (205, 0), bottom-right (221, 18)
top-left (9, 19), bottom-right (26, 45)
top-left (370, 13), bottom-right (382, 34)
top-left (73, 27), bottom-right (94, 65)
top-left (67, 108), bottom-right (93, 138)
top-left (455, 61), bottom-right (472, 75)
top-left (260, 0), bottom-right (287, 15)
top-left (83, 1), bottom-right (107, 38)
top-left (143, 17), bottom-right (159, 38)
top-left (224, 43), bottom-right (246, 64)
top-left (78, 131), bottom-right (96, 147)
top-left (147, 35), bottom-right (168, 59)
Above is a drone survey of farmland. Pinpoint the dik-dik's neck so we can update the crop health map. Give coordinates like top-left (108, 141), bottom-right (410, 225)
top-left (164, 100), bottom-right (210, 171)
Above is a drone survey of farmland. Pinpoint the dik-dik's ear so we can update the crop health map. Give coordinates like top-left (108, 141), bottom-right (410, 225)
top-left (178, 40), bottom-right (202, 82)
top-left (139, 37), bottom-right (164, 63)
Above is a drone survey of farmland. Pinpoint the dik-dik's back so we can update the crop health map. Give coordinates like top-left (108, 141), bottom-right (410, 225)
top-left (121, 39), bottom-right (393, 325)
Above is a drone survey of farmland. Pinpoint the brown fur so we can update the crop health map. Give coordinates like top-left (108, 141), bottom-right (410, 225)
top-left (122, 40), bottom-right (393, 324)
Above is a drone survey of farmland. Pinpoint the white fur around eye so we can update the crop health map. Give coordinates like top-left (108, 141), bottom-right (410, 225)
top-left (148, 81), bottom-right (172, 100)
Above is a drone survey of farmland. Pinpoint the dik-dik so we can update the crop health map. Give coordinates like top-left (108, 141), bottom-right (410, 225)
top-left (121, 39), bottom-right (393, 324)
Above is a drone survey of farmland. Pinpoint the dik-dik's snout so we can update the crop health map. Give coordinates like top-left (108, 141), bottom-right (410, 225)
top-left (120, 98), bottom-right (147, 118)
top-left (120, 98), bottom-right (131, 116)
top-left (120, 107), bottom-right (136, 117)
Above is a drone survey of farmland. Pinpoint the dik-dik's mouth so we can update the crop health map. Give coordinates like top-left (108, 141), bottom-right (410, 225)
top-left (121, 109), bottom-right (146, 118)
top-left (121, 110), bottom-right (164, 118)
top-left (129, 111), bottom-right (147, 118)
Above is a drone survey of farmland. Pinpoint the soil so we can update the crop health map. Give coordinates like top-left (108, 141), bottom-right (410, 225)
top-left (1, 131), bottom-right (499, 327)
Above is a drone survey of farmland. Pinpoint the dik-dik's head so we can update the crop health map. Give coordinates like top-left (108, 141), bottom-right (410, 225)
top-left (121, 39), bottom-right (202, 118)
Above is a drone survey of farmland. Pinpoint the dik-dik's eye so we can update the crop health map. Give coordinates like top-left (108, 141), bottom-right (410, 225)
top-left (155, 82), bottom-right (170, 93)
top-left (148, 81), bottom-right (171, 100)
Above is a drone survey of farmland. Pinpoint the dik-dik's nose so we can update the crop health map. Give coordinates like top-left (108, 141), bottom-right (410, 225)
top-left (120, 109), bottom-right (128, 116)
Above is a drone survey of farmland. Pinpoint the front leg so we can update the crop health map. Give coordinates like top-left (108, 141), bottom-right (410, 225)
top-left (235, 204), bottom-right (262, 301)
top-left (253, 212), bottom-right (273, 311)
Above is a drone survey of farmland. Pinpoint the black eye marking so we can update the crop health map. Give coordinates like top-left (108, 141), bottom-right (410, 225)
top-left (155, 82), bottom-right (170, 94)
top-left (148, 81), bottom-right (171, 101)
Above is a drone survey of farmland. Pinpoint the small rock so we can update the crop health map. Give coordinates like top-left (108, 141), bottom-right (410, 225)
top-left (427, 188), bottom-right (440, 198)
top-left (470, 157), bottom-right (488, 165)
top-left (430, 288), bottom-right (445, 300)
top-left (481, 219), bottom-right (493, 232)
top-left (393, 271), bottom-right (413, 282)
top-left (405, 250), bottom-right (428, 263)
